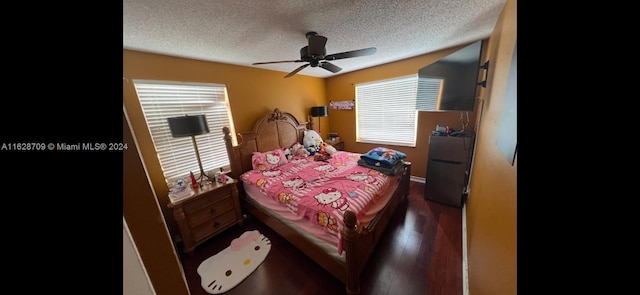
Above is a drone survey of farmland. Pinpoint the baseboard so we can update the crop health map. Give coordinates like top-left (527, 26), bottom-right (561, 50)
top-left (410, 176), bottom-right (425, 183)
top-left (462, 204), bottom-right (469, 295)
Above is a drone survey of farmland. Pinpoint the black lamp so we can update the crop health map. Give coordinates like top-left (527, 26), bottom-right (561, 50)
top-left (167, 114), bottom-right (215, 184)
top-left (310, 106), bottom-right (328, 134)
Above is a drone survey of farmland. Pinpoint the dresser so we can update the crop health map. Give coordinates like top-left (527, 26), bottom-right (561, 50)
top-left (168, 179), bottom-right (243, 253)
top-left (424, 133), bottom-right (475, 207)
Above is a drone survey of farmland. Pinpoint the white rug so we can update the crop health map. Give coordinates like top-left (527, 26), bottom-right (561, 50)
top-left (197, 230), bottom-right (271, 294)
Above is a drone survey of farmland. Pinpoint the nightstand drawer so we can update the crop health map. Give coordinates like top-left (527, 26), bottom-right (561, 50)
top-left (183, 186), bottom-right (231, 214)
top-left (168, 179), bottom-right (242, 253)
top-left (187, 197), bottom-right (235, 227)
top-left (191, 210), bottom-right (238, 241)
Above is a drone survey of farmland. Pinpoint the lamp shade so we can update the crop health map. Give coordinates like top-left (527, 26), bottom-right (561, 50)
top-left (310, 106), bottom-right (328, 117)
top-left (167, 114), bottom-right (210, 138)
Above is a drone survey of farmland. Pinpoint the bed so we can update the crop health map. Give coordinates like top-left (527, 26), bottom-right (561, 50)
top-left (222, 108), bottom-right (411, 294)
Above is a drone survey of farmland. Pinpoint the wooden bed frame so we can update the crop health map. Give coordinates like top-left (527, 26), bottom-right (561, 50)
top-left (222, 108), bottom-right (411, 294)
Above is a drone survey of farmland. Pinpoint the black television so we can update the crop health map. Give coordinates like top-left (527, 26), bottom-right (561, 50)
top-left (416, 40), bottom-right (483, 112)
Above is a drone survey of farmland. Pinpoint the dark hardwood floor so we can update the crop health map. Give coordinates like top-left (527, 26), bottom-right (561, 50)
top-left (179, 181), bottom-right (462, 295)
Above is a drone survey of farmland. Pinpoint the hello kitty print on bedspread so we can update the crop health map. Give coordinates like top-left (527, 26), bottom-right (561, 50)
top-left (240, 151), bottom-right (393, 253)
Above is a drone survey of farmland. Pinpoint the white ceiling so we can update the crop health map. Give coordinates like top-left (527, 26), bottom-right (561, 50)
top-left (123, 0), bottom-right (507, 78)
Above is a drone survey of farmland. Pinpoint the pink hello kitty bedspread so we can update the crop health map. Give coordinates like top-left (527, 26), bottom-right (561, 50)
top-left (240, 151), bottom-right (395, 254)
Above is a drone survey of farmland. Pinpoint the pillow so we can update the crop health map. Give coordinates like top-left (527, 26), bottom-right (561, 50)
top-left (360, 147), bottom-right (407, 168)
top-left (252, 148), bottom-right (288, 171)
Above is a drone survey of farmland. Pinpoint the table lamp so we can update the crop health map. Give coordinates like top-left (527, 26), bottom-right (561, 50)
top-left (167, 114), bottom-right (216, 185)
top-left (310, 106), bottom-right (328, 134)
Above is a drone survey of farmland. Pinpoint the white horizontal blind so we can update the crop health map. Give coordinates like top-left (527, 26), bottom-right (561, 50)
top-left (133, 80), bottom-right (235, 183)
top-left (355, 75), bottom-right (418, 147)
top-left (416, 76), bottom-right (444, 111)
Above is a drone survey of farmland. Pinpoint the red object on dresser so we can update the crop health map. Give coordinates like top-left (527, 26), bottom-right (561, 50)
top-left (190, 171), bottom-right (198, 188)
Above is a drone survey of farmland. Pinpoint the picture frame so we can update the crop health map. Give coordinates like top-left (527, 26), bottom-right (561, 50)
top-left (329, 100), bottom-right (354, 110)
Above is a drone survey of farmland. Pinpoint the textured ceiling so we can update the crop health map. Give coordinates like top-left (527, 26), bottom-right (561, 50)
top-left (123, 0), bottom-right (507, 78)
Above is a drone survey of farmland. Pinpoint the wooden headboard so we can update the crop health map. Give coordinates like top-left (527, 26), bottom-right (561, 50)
top-left (223, 108), bottom-right (308, 178)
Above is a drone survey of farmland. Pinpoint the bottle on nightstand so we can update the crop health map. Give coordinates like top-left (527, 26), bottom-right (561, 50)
top-left (190, 171), bottom-right (198, 188)
top-left (216, 167), bottom-right (227, 183)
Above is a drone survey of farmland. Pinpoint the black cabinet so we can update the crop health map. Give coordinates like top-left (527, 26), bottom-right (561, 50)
top-left (424, 132), bottom-right (475, 207)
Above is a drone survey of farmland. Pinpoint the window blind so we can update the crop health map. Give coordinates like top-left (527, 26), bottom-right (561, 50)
top-left (416, 76), bottom-right (444, 111)
top-left (355, 75), bottom-right (418, 147)
top-left (133, 80), bottom-right (236, 184)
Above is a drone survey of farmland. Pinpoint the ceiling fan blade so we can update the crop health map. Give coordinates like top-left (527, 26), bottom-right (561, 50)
top-left (253, 60), bottom-right (302, 65)
top-left (284, 63), bottom-right (310, 78)
top-left (319, 62), bottom-right (342, 73)
top-left (324, 47), bottom-right (377, 61)
top-left (308, 35), bottom-right (327, 56)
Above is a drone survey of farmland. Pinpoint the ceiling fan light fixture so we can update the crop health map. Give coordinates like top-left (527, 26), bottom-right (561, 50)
top-left (305, 31), bottom-right (318, 39)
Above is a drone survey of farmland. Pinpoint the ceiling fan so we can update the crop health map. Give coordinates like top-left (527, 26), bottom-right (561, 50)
top-left (252, 31), bottom-right (377, 78)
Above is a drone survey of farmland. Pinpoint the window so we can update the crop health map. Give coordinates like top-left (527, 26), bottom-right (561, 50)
top-left (355, 75), bottom-right (418, 147)
top-left (416, 76), bottom-right (444, 110)
top-left (133, 80), bottom-right (237, 184)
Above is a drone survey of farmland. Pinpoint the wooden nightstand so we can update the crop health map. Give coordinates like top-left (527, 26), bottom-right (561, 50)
top-left (168, 179), bottom-right (243, 253)
top-left (325, 138), bottom-right (344, 151)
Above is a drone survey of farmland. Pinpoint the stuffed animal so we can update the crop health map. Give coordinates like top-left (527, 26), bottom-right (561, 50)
top-left (290, 142), bottom-right (310, 158)
top-left (319, 141), bottom-right (337, 155)
top-left (303, 130), bottom-right (323, 155)
top-left (313, 152), bottom-right (331, 161)
top-left (282, 147), bottom-right (293, 161)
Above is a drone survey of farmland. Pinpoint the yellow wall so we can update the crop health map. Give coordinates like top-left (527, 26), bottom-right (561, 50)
top-left (123, 112), bottom-right (190, 295)
top-left (466, 0), bottom-right (517, 294)
top-left (325, 45), bottom-right (480, 179)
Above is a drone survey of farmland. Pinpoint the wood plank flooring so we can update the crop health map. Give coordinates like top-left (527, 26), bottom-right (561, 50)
top-left (179, 181), bottom-right (462, 295)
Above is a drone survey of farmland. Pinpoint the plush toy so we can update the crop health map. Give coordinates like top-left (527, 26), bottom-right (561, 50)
top-left (282, 147), bottom-right (293, 161)
top-left (313, 142), bottom-right (336, 162)
top-left (319, 141), bottom-right (337, 155)
top-left (303, 130), bottom-right (323, 155)
top-left (290, 142), bottom-right (310, 158)
top-left (313, 152), bottom-right (331, 161)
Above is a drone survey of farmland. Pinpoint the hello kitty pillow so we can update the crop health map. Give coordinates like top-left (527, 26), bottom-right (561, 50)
top-left (251, 148), bottom-right (288, 171)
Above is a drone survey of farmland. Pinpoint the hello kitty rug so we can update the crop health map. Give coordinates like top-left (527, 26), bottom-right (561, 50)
top-left (197, 230), bottom-right (271, 294)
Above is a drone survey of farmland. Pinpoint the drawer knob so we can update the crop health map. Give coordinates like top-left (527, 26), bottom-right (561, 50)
top-left (212, 221), bottom-right (220, 228)
top-left (209, 208), bottom-right (216, 215)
